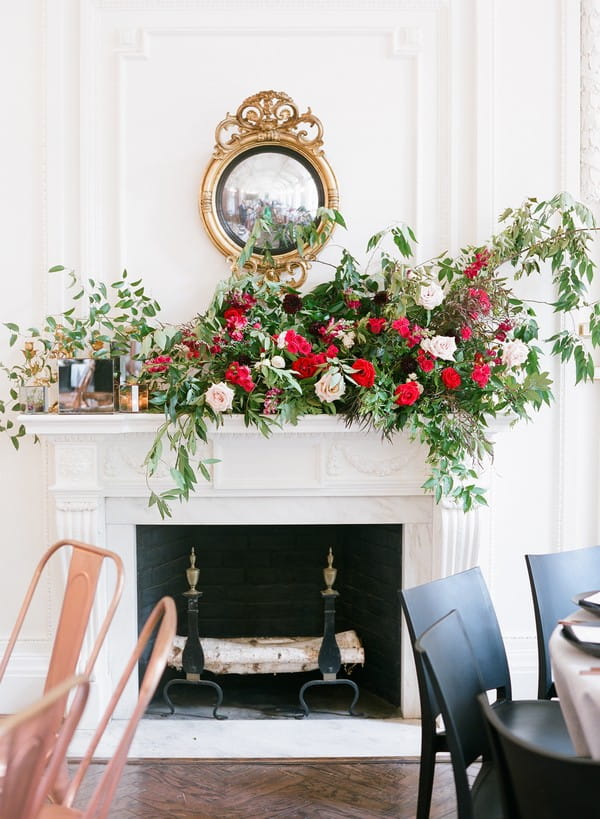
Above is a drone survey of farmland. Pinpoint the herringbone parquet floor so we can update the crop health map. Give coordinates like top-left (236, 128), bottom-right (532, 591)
top-left (68, 757), bottom-right (461, 818)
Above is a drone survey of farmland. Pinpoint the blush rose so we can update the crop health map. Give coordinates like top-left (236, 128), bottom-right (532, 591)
top-left (420, 335), bottom-right (457, 361)
top-left (315, 369), bottom-right (346, 403)
top-left (501, 339), bottom-right (529, 368)
top-left (417, 281), bottom-right (444, 310)
top-left (204, 382), bottom-right (235, 412)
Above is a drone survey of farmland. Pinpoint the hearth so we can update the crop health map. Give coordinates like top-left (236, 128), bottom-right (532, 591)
top-left (136, 523), bottom-right (403, 713)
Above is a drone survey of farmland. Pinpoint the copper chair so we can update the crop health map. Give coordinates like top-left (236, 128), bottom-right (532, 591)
top-left (0, 674), bottom-right (89, 819)
top-left (38, 595), bottom-right (177, 818)
top-left (0, 539), bottom-right (124, 801)
top-left (0, 539), bottom-right (124, 694)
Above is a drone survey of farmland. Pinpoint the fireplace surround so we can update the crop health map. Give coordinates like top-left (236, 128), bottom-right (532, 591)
top-left (22, 413), bottom-right (488, 728)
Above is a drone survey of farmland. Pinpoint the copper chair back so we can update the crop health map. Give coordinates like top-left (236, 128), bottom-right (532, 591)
top-left (0, 539), bottom-right (124, 802)
top-left (40, 596), bottom-right (177, 818)
top-left (0, 674), bottom-right (89, 819)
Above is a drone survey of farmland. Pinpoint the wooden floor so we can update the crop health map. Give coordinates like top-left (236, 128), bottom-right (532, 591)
top-left (69, 757), bottom-right (461, 818)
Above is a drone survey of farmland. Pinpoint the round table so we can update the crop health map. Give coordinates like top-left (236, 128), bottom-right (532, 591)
top-left (549, 608), bottom-right (600, 758)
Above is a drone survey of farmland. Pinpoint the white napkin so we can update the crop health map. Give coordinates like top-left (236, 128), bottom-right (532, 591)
top-left (583, 591), bottom-right (600, 605)
top-left (569, 624), bottom-right (600, 644)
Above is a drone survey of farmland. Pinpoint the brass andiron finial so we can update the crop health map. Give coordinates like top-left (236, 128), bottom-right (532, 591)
top-left (323, 548), bottom-right (337, 594)
top-left (186, 547), bottom-right (200, 594)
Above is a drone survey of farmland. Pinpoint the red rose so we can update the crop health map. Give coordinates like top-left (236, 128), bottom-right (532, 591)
top-left (225, 361), bottom-right (255, 392)
top-left (464, 249), bottom-right (491, 280)
top-left (468, 288), bottom-right (491, 314)
top-left (282, 329), bottom-right (312, 355)
top-left (350, 359), bottom-right (376, 388)
top-left (417, 350), bottom-right (435, 373)
top-left (471, 363), bottom-right (491, 388)
top-left (145, 355), bottom-right (172, 373)
top-left (224, 307), bottom-right (245, 323)
top-left (441, 367), bottom-right (461, 389)
top-left (394, 382), bottom-right (421, 406)
top-left (292, 356), bottom-right (320, 379)
top-left (460, 326), bottom-right (472, 341)
top-left (223, 307), bottom-right (247, 334)
top-left (367, 317), bottom-right (387, 334)
top-left (392, 317), bottom-right (411, 338)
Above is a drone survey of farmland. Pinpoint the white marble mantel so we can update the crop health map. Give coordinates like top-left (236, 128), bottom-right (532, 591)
top-left (22, 413), bottom-right (486, 722)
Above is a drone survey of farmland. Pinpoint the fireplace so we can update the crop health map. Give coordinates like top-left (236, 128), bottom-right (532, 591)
top-left (22, 413), bottom-right (488, 728)
top-left (136, 522), bottom-right (403, 708)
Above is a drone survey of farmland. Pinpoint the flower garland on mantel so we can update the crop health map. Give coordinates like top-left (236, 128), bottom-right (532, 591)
top-left (2, 193), bottom-right (599, 518)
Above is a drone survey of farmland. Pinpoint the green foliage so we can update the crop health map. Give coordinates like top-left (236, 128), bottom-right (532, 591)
top-left (2, 193), bottom-right (599, 517)
top-left (0, 269), bottom-right (162, 447)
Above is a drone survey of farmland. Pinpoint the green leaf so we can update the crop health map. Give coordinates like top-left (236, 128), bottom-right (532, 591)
top-left (169, 467), bottom-right (186, 491)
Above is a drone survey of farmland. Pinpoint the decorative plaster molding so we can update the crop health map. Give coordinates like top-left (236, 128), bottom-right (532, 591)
top-left (326, 442), bottom-right (424, 479)
top-left (55, 499), bottom-right (99, 513)
top-left (55, 445), bottom-right (96, 483)
top-left (103, 438), bottom-right (170, 480)
top-left (109, 12), bottom-right (445, 272)
top-left (97, 0), bottom-right (444, 10)
top-left (391, 25), bottom-right (423, 55)
top-left (115, 27), bottom-right (148, 57)
top-left (581, 0), bottom-right (600, 201)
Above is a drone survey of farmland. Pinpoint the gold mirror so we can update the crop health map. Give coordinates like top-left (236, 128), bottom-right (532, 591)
top-left (199, 91), bottom-right (339, 286)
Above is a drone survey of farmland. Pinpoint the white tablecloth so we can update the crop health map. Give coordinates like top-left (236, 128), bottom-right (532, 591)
top-left (549, 608), bottom-right (600, 757)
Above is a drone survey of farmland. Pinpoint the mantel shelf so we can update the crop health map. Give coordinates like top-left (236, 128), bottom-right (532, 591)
top-left (20, 413), bottom-right (382, 438)
top-left (20, 411), bottom-right (514, 439)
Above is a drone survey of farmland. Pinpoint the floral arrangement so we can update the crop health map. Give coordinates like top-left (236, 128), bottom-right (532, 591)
top-left (2, 193), bottom-right (599, 518)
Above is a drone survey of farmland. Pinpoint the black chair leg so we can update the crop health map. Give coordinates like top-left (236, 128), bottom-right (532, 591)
top-left (416, 725), bottom-right (437, 819)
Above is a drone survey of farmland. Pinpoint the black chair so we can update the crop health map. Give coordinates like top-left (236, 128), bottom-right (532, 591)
top-left (400, 567), bottom-right (574, 819)
top-left (415, 609), bottom-right (502, 819)
top-left (478, 691), bottom-right (600, 819)
top-left (525, 545), bottom-right (600, 699)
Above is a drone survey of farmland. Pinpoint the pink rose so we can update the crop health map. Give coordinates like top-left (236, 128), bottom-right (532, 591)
top-left (315, 369), bottom-right (346, 403)
top-left (501, 339), bottom-right (529, 368)
top-left (420, 335), bottom-right (457, 361)
top-left (204, 382), bottom-right (235, 412)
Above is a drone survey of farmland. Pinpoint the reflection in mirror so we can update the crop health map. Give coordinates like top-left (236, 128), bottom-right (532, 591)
top-left (217, 147), bottom-right (324, 255)
top-left (200, 90), bottom-right (339, 286)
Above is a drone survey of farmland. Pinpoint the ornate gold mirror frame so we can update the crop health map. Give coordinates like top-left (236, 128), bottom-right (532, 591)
top-left (199, 91), bottom-right (339, 287)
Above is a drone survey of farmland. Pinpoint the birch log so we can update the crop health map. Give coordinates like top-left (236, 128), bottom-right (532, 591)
top-left (167, 630), bottom-right (365, 675)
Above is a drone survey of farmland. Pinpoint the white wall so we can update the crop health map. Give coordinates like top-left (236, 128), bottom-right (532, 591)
top-left (0, 0), bottom-right (597, 706)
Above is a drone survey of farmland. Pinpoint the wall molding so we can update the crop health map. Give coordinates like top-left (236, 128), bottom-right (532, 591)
top-left (581, 0), bottom-right (600, 201)
top-left (110, 14), bottom-right (446, 271)
top-left (95, 0), bottom-right (445, 10)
